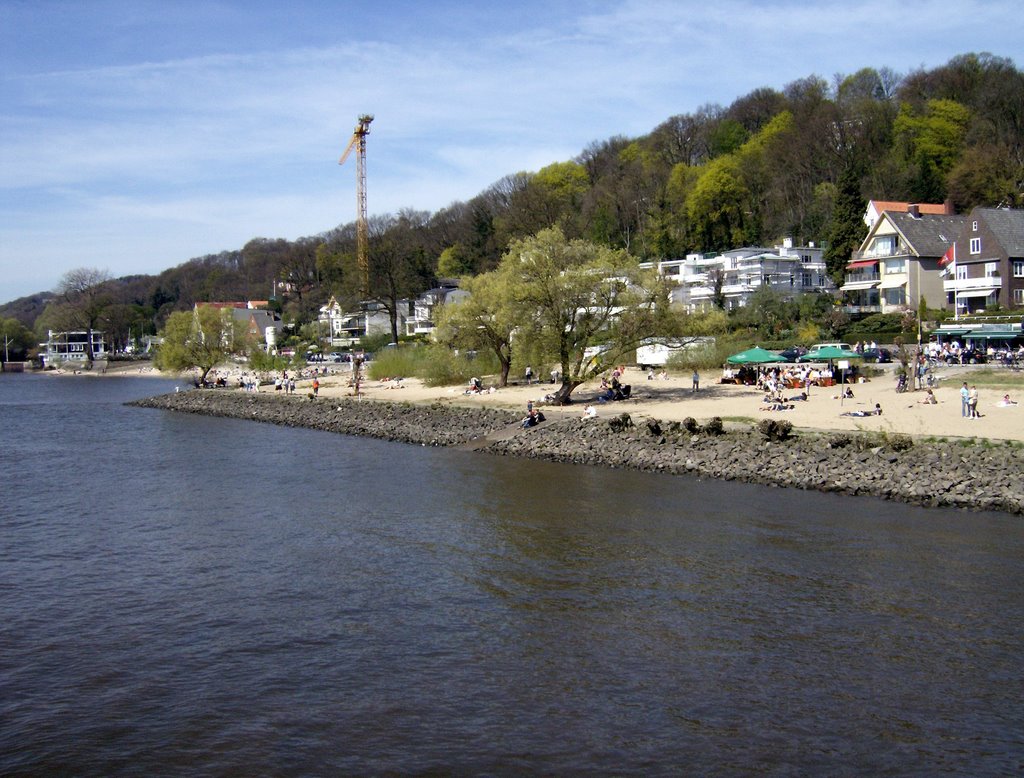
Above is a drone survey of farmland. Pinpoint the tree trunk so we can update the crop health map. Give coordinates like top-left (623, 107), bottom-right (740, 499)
top-left (552, 378), bottom-right (582, 405)
top-left (499, 358), bottom-right (511, 387)
top-left (388, 308), bottom-right (400, 345)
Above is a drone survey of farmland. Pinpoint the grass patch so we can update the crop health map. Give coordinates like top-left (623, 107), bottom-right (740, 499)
top-left (955, 369), bottom-right (1024, 390)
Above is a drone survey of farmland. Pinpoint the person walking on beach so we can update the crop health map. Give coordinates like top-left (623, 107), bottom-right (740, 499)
top-left (692, 369), bottom-right (700, 392)
top-left (968, 385), bottom-right (980, 418)
top-left (525, 365), bottom-right (533, 385)
top-left (312, 377), bottom-right (319, 397)
top-left (960, 382), bottom-right (969, 417)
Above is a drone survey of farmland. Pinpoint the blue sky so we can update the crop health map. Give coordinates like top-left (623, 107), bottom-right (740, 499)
top-left (1, 0), bottom-right (1019, 303)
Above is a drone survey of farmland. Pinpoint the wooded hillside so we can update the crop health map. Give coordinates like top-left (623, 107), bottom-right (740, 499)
top-left (4, 53), bottom-right (1021, 341)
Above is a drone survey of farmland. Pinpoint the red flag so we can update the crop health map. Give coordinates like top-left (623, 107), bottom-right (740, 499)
top-left (939, 242), bottom-right (955, 267)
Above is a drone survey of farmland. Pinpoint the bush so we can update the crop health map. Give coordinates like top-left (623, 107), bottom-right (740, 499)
top-left (682, 417), bottom-right (700, 433)
top-left (703, 417), bottom-right (725, 435)
top-left (757, 418), bottom-right (793, 441)
top-left (367, 345), bottom-right (427, 380)
top-left (887, 433), bottom-right (914, 452)
top-left (828, 433), bottom-right (853, 448)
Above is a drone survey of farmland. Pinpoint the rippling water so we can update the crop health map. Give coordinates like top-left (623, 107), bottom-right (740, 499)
top-left (2, 374), bottom-right (1022, 774)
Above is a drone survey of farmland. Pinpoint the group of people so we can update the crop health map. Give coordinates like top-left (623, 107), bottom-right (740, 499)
top-left (596, 371), bottom-right (632, 403)
top-left (960, 382), bottom-right (983, 418)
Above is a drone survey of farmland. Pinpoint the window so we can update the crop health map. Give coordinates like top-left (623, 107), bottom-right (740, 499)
top-left (972, 220), bottom-right (978, 231)
top-left (872, 235), bottom-right (896, 255)
top-left (985, 262), bottom-right (999, 278)
top-left (970, 237), bottom-right (982, 254)
top-left (883, 287), bottom-right (906, 306)
top-left (1015, 289), bottom-right (1024, 305)
top-left (885, 258), bottom-right (906, 273)
top-left (1013, 260), bottom-right (1024, 278)
top-left (956, 265), bottom-right (968, 280)
top-left (802, 271), bottom-right (812, 287)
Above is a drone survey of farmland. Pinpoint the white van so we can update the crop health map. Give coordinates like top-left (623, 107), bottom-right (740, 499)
top-left (808, 342), bottom-right (853, 353)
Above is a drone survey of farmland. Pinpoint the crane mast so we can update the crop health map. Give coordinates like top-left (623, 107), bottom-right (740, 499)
top-left (339, 113), bottom-right (374, 294)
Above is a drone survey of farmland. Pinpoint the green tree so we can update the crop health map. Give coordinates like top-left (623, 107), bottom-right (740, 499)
top-left (437, 244), bottom-right (474, 278)
top-left (685, 156), bottom-right (752, 250)
top-left (154, 307), bottom-right (245, 386)
top-left (894, 98), bottom-right (972, 201)
top-left (824, 166), bottom-right (868, 284)
top-left (500, 227), bottom-right (677, 404)
top-left (0, 317), bottom-right (35, 361)
top-left (434, 269), bottom-right (519, 386)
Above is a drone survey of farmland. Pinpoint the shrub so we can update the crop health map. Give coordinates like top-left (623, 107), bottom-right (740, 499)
top-left (887, 433), bottom-right (914, 452)
top-left (367, 345), bottom-right (427, 380)
top-left (608, 413), bottom-right (634, 433)
top-left (704, 417), bottom-right (725, 435)
top-left (828, 433), bottom-right (853, 448)
top-left (757, 418), bottom-right (794, 441)
top-left (682, 417), bottom-right (700, 433)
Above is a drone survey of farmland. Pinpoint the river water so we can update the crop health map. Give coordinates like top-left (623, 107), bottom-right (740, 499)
top-left (1, 374), bottom-right (1022, 775)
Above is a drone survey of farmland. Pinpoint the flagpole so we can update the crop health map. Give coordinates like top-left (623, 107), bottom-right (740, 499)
top-left (952, 243), bottom-right (959, 321)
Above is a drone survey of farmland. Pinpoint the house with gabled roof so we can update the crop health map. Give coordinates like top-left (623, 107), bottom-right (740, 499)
top-left (843, 205), bottom-right (966, 315)
top-left (942, 207), bottom-right (1024, 315)
top-left (405, 283), bottom-right (470, 337)
top-left (194, 301), bottom-right (283, 351)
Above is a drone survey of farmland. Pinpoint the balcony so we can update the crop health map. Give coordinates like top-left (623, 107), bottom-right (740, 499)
top-left (944, 277), bottom-right (1002, 293)
top-left (843, 304), bottom-right (882, 315)
top-left (851, 247), bottom-right (912, 261)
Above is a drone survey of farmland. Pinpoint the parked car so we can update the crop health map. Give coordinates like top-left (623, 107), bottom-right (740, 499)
top-left (861, 347), bottom-right (892, 363)
top-left (777, 346), bottom-right (807, 362)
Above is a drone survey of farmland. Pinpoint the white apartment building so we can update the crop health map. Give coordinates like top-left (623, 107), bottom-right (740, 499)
top-left (641, 239), bottom-right (834, 311)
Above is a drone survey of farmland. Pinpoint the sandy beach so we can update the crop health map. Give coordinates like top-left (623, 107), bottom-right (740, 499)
top-left (92, 360), bottom-right (1024, 443)
top-left (310, 365), bottom-right (1024, 443)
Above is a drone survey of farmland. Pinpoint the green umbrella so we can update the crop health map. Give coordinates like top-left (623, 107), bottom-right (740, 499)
top-left (726, 346), bottom-right (787, 365)
top-left (797, 347), bottom-right (862, 362)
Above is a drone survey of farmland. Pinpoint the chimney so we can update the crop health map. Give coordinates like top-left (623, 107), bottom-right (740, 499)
top-left (908, 203), bottom-right (921, 218)
top-left (944, 198), bottom-right (955, 215)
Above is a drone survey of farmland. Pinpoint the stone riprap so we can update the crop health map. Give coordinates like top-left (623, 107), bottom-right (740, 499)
top-left (129, 390), bottom-right (521, 447)
top-left (130, 391), bottom-right (1024, 515)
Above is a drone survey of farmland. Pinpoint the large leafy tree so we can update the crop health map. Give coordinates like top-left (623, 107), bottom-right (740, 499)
top-left (501, 227), bottom-right (677, 404)
top-left (434, 269), bottom-right (520, 386)
top-left (154, 306), bottom-right (246, 386)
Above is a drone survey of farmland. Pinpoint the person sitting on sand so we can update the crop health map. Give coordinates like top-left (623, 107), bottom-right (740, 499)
top-left (582, 405), bottom-right (597, 419)
top-left (918, 388), bottom-right (937, 405)
top-left (997, 394), bottom-right (1018, 407)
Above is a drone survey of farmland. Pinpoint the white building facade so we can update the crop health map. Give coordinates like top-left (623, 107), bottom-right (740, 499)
top-left (641, 240), bottom-right (834, 311)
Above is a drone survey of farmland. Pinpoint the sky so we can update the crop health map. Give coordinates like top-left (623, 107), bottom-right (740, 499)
top-left (1, 0), bottom-right (1020, 303)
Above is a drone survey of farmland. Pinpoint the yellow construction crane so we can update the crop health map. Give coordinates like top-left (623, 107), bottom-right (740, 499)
top-left (339, 113), bottom-right (374, 294)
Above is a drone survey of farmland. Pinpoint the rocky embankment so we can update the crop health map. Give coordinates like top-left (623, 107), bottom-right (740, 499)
top-left (129, 389), bottom-right (521, 447)
top-left (130, 390), bottom-right (1024, 515)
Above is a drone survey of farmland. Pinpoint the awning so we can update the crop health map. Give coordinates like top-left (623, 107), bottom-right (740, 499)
top-left (841, 280), bottom-right (881, 291)
top-left (966, 330), bottom-right (1022, 339)
top-left (846, 259), bottom-right (878, 269)
top-left (955, 289), bottom-right (998, 299)
top-left (879, 277), bottom-right (906, 289)
top-left (935, 328), bottom-right (972, 336)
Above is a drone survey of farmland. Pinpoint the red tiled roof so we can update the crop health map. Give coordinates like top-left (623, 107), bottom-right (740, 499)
top-left (870, 200), bottom-right (951, 215)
